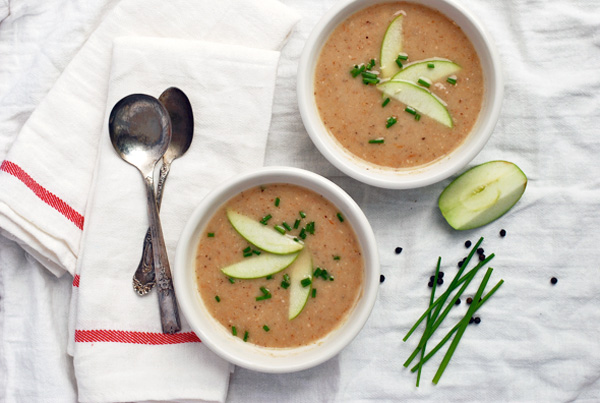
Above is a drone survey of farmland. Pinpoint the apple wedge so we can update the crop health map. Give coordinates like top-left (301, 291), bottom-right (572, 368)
top-left (227, 209), bottom-right (303, 255)
top-left (438, 161), bottom-right (527, 230)
top-left (379, 14), bottom-right (404, 78)
top-left (288, 249), bottom-right (313, 320)
top-left (221, 252), bottom-right (299, 279)
top-left (377, 80), bottom-right (453, 127)
top-left (390, 59), bottom-right (461, 83)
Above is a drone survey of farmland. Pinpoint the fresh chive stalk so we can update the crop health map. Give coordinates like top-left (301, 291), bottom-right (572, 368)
top-left (416, 257), bottom-right (441, 387)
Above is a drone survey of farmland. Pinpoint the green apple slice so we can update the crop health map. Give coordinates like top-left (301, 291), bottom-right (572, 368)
top-left (377, 80), bottom-right (453, 127)
top-left (438, 161), bottom-right (528, 230)
top-left (380, 14), bottom-right (404, 78)
top-left (221, 252), bottom-right (299, 279)
top-left (390, 59), bottom-right (461, 83)
top-left (288, 249), bottom-right (313, 320)
top-left (227, 209), bottom-right (303, 255)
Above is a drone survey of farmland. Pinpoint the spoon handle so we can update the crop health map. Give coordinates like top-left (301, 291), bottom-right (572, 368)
top-left (144, 175), bottom-right (181, 334)
top-left (133, 161), bottom-right (172, 295)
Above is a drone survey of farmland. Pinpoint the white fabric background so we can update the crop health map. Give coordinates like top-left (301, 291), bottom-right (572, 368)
top-left (1, 0), bottom-right (600, 402)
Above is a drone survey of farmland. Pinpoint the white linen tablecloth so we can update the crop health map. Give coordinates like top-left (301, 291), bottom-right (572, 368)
top-left (1, 0), bottom-right (600, 402)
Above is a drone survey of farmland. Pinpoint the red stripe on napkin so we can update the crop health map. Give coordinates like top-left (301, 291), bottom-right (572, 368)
top-left (72, 274), bottom-right (80, 287)
top-left (0, 160), bottom-right (85, 230)
top-left (75, 329), bottom-right (201, 344)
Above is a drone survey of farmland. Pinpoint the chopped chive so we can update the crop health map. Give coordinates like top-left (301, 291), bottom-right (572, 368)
top-left (415, 113), bottom-right (421, 121)
top-left (243, 246), bottom-right (251, 253)
top-left (312, 288), bottom-right (317, 298)
top-left (207, 232), bottom-right (215, 237)
top-left (447, 77), bottom-right (457, 85)
top-left (301, 278), bottom-right (312, 287)
top-left (243, 331), bottom-right (249, 342)
top-left (228, 277), bottom-right (235, 284)
top-left (243, 252), bottom-right (253, 258)
top-left (260, 214), bottom-right (272, 225)
top-left (366, 59), bottom-right (376, 70)
top-left (274, 197), bottom-right (280, 207)
top-left (282, 221), bottom-right (292, 231)
top-left (299, 211), bottom-right (306, 218)
top-left (215, 295), bottom-right (221, 302)
top-left (333, 256), bottom-right (341, 260)
top-left (306, 221), bottom-right (315, 234)
top-left (350, 64), bottom-right (366, 78)
top-left (329, 276), bottom-right (335, 281)
top-left (260, 286), bottom-right (269, 295)
top-left (405, 106), bottom-right (417, 115)
top-left (382, 97), bottom-right (391, 107)
top-left (362, 77), bottom-right (380, 85)
top-left (293, 219), bottom-right (301, 229)
top-left (255, 294), bottom-right (272, 301)
top-left (266, 274), bottom-right (273, 280)
top-left (427, 63), bottom-right (435, 69)
top-left (336, 212), bottom-right (344, 222)
top-left (281, 281), bottom-right (290, 289)
top-left (397, 53), bottom-right (408, 61)
top-left (299, 228), bottom-right (306, 239)
top-left (293, 237), bottom-right (300, 242)
top-left (232, 326), bottom-right (237, 336)
top-left (263, 325), bottom-right (270, 332)
top-left (369, 138), bottom-right (385, 144)
top-left (313, 267), bottom-right (322, 277)
top-left (361, 71), bottom-right (378, 79)
top-left (283, 274), bottom-right (290, 283)
top-left (417, 78), bottom-right (431, 88)
top-left (253, 249), bottom-right (261, 255)
top-left (386, 116), bottom-right (398, 128)
top-left (274, 225), bottom-right (286, 234)
top-left (395, 59), bottom-right (403, 69)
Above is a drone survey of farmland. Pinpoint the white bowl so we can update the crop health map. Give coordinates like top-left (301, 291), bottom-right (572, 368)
top-left (297, 0), bottom-right (503, 189)
top-left (174, 167), bottom-right (379, 373)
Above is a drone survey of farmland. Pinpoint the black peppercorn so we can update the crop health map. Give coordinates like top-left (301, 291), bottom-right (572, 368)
top-left (479, 253), bottom-right (486, 261)
top-left (380, 274), bottom-right (385, 283)
top-left (428, 281), bottom-right (433, 288)
top-left (439, 271), bottom-right (444, 278)
top-left (455, 298), bottom-right (461, 305)
top-left (474, 317), bottom-right (481, 324)
top-left (469, 317), bottom-right (475, 324)
top-left (466, 297), bottom-right (473, 304)
top-left (551, 277), bottom-right (558, 285)
top-left (477, 248), bottom-right (484, 255)
top-left (465, 240), bottom-right (472, 248)
top-left (437, 277), bottom-right (443, 285)
top-left (395, 247), bottom-right (403, 254)
top-left (500, 229), bottom-right (506, 237)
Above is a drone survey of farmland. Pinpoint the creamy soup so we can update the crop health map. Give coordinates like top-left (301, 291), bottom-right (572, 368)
top-left (195, 184), bottom-right (364, 348)
top-left (315, 2), bottom-right (484, 168)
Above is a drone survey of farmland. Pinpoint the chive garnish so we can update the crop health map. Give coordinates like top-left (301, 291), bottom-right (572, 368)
top-left (336, 212), bottom-right (344, 222)
top-left (260, 286), bottom-right (269, 294)
top-left (274, 197), bottom-right (280, 207)
top-left (293, 219), bottom-right (300, 229)
top-left (405, 106), bottom-right (417, 116)
top-left (266, 274), bottom-right (273, 280)
top-left (447, 77), bottom-right (457, 85)
top-left (243, 246), bottom-right (251, 253)
top-left (397, 53), bottom-right (408, 61)
top-left (243, 331), bottom-right (249, 342)
top-left (299, 228), bottom-right (306, 239)
top-left (256, 286), bottom-right (272, 301)
top-left (417, 78), bottom-right (431, 88)
top-left (312, 288), bottom-right (317, 298)
top-left (260, 214), bottom-right (272, 225)
top-left (299, 211), bottom-right (306, 218)
top-left (361, 71), bottom-right (378, 79)
top-left (333, 256), bottom-right (341, 260)
top-left (427, 63), bottom-right (435, 69)
top-left (415, 113), bottom-right (421, 121)
top-left (263, 325), bottom-right (270, 332)
top-left (283, 274), bottom-right (290, 283)
top-left (350, 64), bottom-right (366, 78)
top-left (395, 59), bottom-right (403, 69)
top-left (369, 138), bottom-right (384, 144)
top-left (215, 295), bottom-right (221, 303)
top-left (243, 252), bottom-right (252, 258)
top-left (228, 277), bottom-right (235, 284)
top-left (282, 221), bottom-right (292, 231)
top-left (301, 278), bottom-right (312, 287)
top-left (232, 326), bottom-right (237, 336)
top-left (253, 249), bottom-right (261, 255)
top-left (281, 281), bottom-right (290, 289)
top-left (207, 232), bottom-right (215, 237)
top-left (306, 221), bottom-right (315, 234)
top-left (386, 116), bottom-right (398, 128)
top-left (382, 97), bottom-right (391, 107)
top-left (313, 267), bottom-right (322, 277)
top-left (366, 59), bottom-right (376, 70)
top-left (362, 77), bottom-right (380, 85)
top-left (274, 225), bottom-right (286, 235)
top-left (416, 257), bottom-right (440, 387)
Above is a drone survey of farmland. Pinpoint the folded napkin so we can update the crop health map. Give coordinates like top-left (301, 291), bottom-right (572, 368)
top-left (0, 0), bottom-right (299, 401)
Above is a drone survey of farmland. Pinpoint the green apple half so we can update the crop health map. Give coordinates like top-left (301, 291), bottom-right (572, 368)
top-left (221, 252), bottom-right (299, 279)
top-left (438, 161), bottom-right (527, 230)
top-left (227, 209), bottom-right (303, 254)
top-left (288, 249), bottom-right (313, 320)
top-left (377, 80), bottom-right (453, 127)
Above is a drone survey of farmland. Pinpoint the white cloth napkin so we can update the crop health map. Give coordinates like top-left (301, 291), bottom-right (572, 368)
top-left (0, 0), bottom-right (299, 401)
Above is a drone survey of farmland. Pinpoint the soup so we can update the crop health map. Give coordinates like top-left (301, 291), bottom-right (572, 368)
top-left (314, 2), bottom-right (484, 168)
top-left (195, 183), bottom-right (364, 348)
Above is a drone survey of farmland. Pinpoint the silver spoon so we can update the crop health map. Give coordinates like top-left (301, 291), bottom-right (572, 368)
top-left (108, 94), bottom-right (181, 334)
top-left (133, 87), bottom-right (194, 296)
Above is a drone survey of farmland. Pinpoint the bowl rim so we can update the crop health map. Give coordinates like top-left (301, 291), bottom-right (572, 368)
top-left (297, 0), bottom-right (504, 189)
top-left (173, 166), bottom-right (380, 373)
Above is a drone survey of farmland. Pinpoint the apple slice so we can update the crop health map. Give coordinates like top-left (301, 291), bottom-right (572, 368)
top-left (438, 161), bottom-right (527, 230)
top-left (221, 252), bottom-right (299, 279)
top-left (390, 59), bottom-right (461, 83)
top-left (288, 249), bottom-right (313, 320)
top-left (379, 14), bottom-right (404, 78)
top-left (377, 80), bottom-right (453, 127)
top-left (227, 209), bottom-right (303, 255)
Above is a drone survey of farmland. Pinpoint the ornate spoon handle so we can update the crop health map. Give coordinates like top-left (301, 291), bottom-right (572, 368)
top-left (133, 162), bottom-right (171, 295)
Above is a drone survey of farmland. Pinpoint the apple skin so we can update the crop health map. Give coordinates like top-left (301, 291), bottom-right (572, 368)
top-left (438, 161), bottom-right (527, 230)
